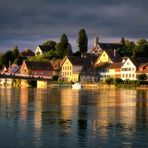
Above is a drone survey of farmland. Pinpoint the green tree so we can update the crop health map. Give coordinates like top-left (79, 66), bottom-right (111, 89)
top-left (133, 39), bottom-right (147, 58)
top-left (120, 37), bottom-right (126, 55)
top-left (43, 40), bottom-right (56, 50)
top-left (0, 52), bottom-right (3, 69)
top-left (124, 40), bottom-right (135, 57)
top-left (56, 34), bottom-right (72, 58)
top-left (12, 46), bottom-right (19, 59)
top-left (140, 43), bottom-right (148, 58)
top-left (3, 50), bottom-right (14, 67)
top-left (137, 74), bottom-right (147, 82)
top-left (77, 28), bottom-right (88, 54)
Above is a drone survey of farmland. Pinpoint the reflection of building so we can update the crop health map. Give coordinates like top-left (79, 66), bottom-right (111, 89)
top-left (91, 89), bottom-right (137, 139)
top-left (136, 90), bottom-right (148, 123)
top-left (34, 89), bottom-right (43, 129)
top-left (60, 88), bottom-right (79, 120)
top-left (20, 88), bottom-right (28, 121)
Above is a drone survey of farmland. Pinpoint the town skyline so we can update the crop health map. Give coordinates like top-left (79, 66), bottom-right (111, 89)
top-left (0, 0), bottom-right (148, 51)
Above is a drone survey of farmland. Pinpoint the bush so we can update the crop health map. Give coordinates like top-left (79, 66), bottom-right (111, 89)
top-left (52, 75), bottom-right (59, 81)
top-left (114, 78), bottom-right (123, 85)
top-left (105, 78), bottom-right (113, 85)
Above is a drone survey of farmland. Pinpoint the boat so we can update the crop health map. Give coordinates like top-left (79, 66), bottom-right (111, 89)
top-left (72, 82), bottom-right (82, 89)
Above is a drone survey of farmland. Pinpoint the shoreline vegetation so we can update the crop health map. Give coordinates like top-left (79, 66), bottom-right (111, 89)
top-left (0, 79), bottom-right (148, 89)
top-left (49, 81), bottom-right (148, 90)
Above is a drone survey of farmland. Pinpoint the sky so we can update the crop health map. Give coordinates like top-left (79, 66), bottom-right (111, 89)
top-left (0, 0), bottom-right (148, 52)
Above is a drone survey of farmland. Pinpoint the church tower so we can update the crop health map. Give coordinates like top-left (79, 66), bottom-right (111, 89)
top-left (93, 36), bottom-right (99, 48)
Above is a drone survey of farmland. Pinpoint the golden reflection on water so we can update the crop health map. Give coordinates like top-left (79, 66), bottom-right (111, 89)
top-left (0, 87), bottom-right (148, 147)
top-left (60, 88), bottom-right (79, 120)
top-left (20, 88), bottom-right (28, 122)
top-left (91, 89), bottom-right (138, 140)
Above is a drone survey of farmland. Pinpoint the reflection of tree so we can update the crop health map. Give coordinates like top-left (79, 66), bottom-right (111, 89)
top-left (136, 90), bottom-right (148, 124)
top-left (77, 91), bottom-right (89, 147)
top-left (58, 89), bottom-right (79, 140)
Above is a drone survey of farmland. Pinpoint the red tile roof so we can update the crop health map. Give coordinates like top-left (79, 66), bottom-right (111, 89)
top-left (25, 61), bottom-right (53, 71)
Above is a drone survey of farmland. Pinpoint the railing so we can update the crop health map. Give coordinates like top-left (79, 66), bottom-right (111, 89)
top-left (0, 73), bottom-right (52, 81)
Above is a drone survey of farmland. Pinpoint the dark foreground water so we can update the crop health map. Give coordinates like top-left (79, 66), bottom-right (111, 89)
top-left (0, 87), bottom-right (148, 148)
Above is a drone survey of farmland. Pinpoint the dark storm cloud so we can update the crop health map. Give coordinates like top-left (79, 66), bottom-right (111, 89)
top-left (0, 0), bottom-right (148, 50)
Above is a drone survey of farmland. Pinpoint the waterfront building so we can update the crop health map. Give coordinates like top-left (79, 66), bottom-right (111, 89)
top-left (137, 63), bottom-right (148, 80)
top-left (121, 58), bottom-right (137, 80)
top-left (61, 56), bottom-right (91, 82)
top-left (20, 60), bottom-right (54, 77)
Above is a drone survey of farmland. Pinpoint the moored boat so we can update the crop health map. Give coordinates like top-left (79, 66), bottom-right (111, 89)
top-left (72, 82), bottom-right (82, 89)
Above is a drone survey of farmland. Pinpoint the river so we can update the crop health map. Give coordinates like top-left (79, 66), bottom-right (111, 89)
top-left (0, 87), bottom-right (148, 148)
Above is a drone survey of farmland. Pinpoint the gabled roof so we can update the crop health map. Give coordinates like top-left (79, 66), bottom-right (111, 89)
top-left (70, 56), bottom-right (92, 66)
top-left (24, 61), bottom-right (53, 71)
top-left (90, 38), bottom-right (122, 54)
top-left (105, 50), bottom-right (122, 63)
top-left (95, 62), bottom-right (122, 69)
top-left (99, 43), bottom-right (122, 50)
top-left (137, 63), bottom-right (148, 73)
top-left (62, 56), bottom-right (92, 66)
top-left (21, 49), bottom-right (35, 57)
top-left (38, 45), bottom-right (54, 52)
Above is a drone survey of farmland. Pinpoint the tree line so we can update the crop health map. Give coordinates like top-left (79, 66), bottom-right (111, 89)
top-left (29, 28), bottom-right (88, 61)
top-left (0, 28), bottom-right (148, 70)
top-left (0, 28), bottom-right (88, 69)
top-left (120, 38), bottom-right (148, 58)
top-left (0, 46), bottom-right (26, 69)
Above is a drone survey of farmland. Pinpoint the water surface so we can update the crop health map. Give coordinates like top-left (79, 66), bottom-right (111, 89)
top-left (0, 87), bottom-right (148, 148)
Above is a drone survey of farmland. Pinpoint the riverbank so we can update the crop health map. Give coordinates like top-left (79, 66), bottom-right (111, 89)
top-left (50, 82), bottom-right (148, 89)
top-left (0, 80), bottom-right (148, 90)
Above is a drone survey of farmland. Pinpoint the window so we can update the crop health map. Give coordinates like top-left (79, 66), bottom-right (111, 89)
top-left (127, 62), bottom-right (130, 65)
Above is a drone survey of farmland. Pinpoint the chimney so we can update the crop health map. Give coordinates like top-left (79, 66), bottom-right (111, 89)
top-left (114, 49), bottom-right (116, 57)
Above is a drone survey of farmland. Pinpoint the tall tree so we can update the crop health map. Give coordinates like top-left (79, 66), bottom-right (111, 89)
top-left (12, 46), bottom-right (19, 59)
top-left (0, 52), bottom-right (3, 69)
top-left (120, 37), bottom-right (126, 55)
top-left (3, 50), bottom-right (14, 67)
top-left (133, 39), bottom-right (148, 58)
top-left (56, 34), bottom-right (72, 58)
top-left (124, 40), bottom-right (135, 57)
top-left (77, 28), bottom-right (88, 54)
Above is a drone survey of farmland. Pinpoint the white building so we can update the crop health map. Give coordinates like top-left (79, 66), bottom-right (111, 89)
top-left (121, 58), bottom-right (137, 80)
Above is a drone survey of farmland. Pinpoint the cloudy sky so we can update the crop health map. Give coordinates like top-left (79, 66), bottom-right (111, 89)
top-left (0, 0), bottom-right (148, 52)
